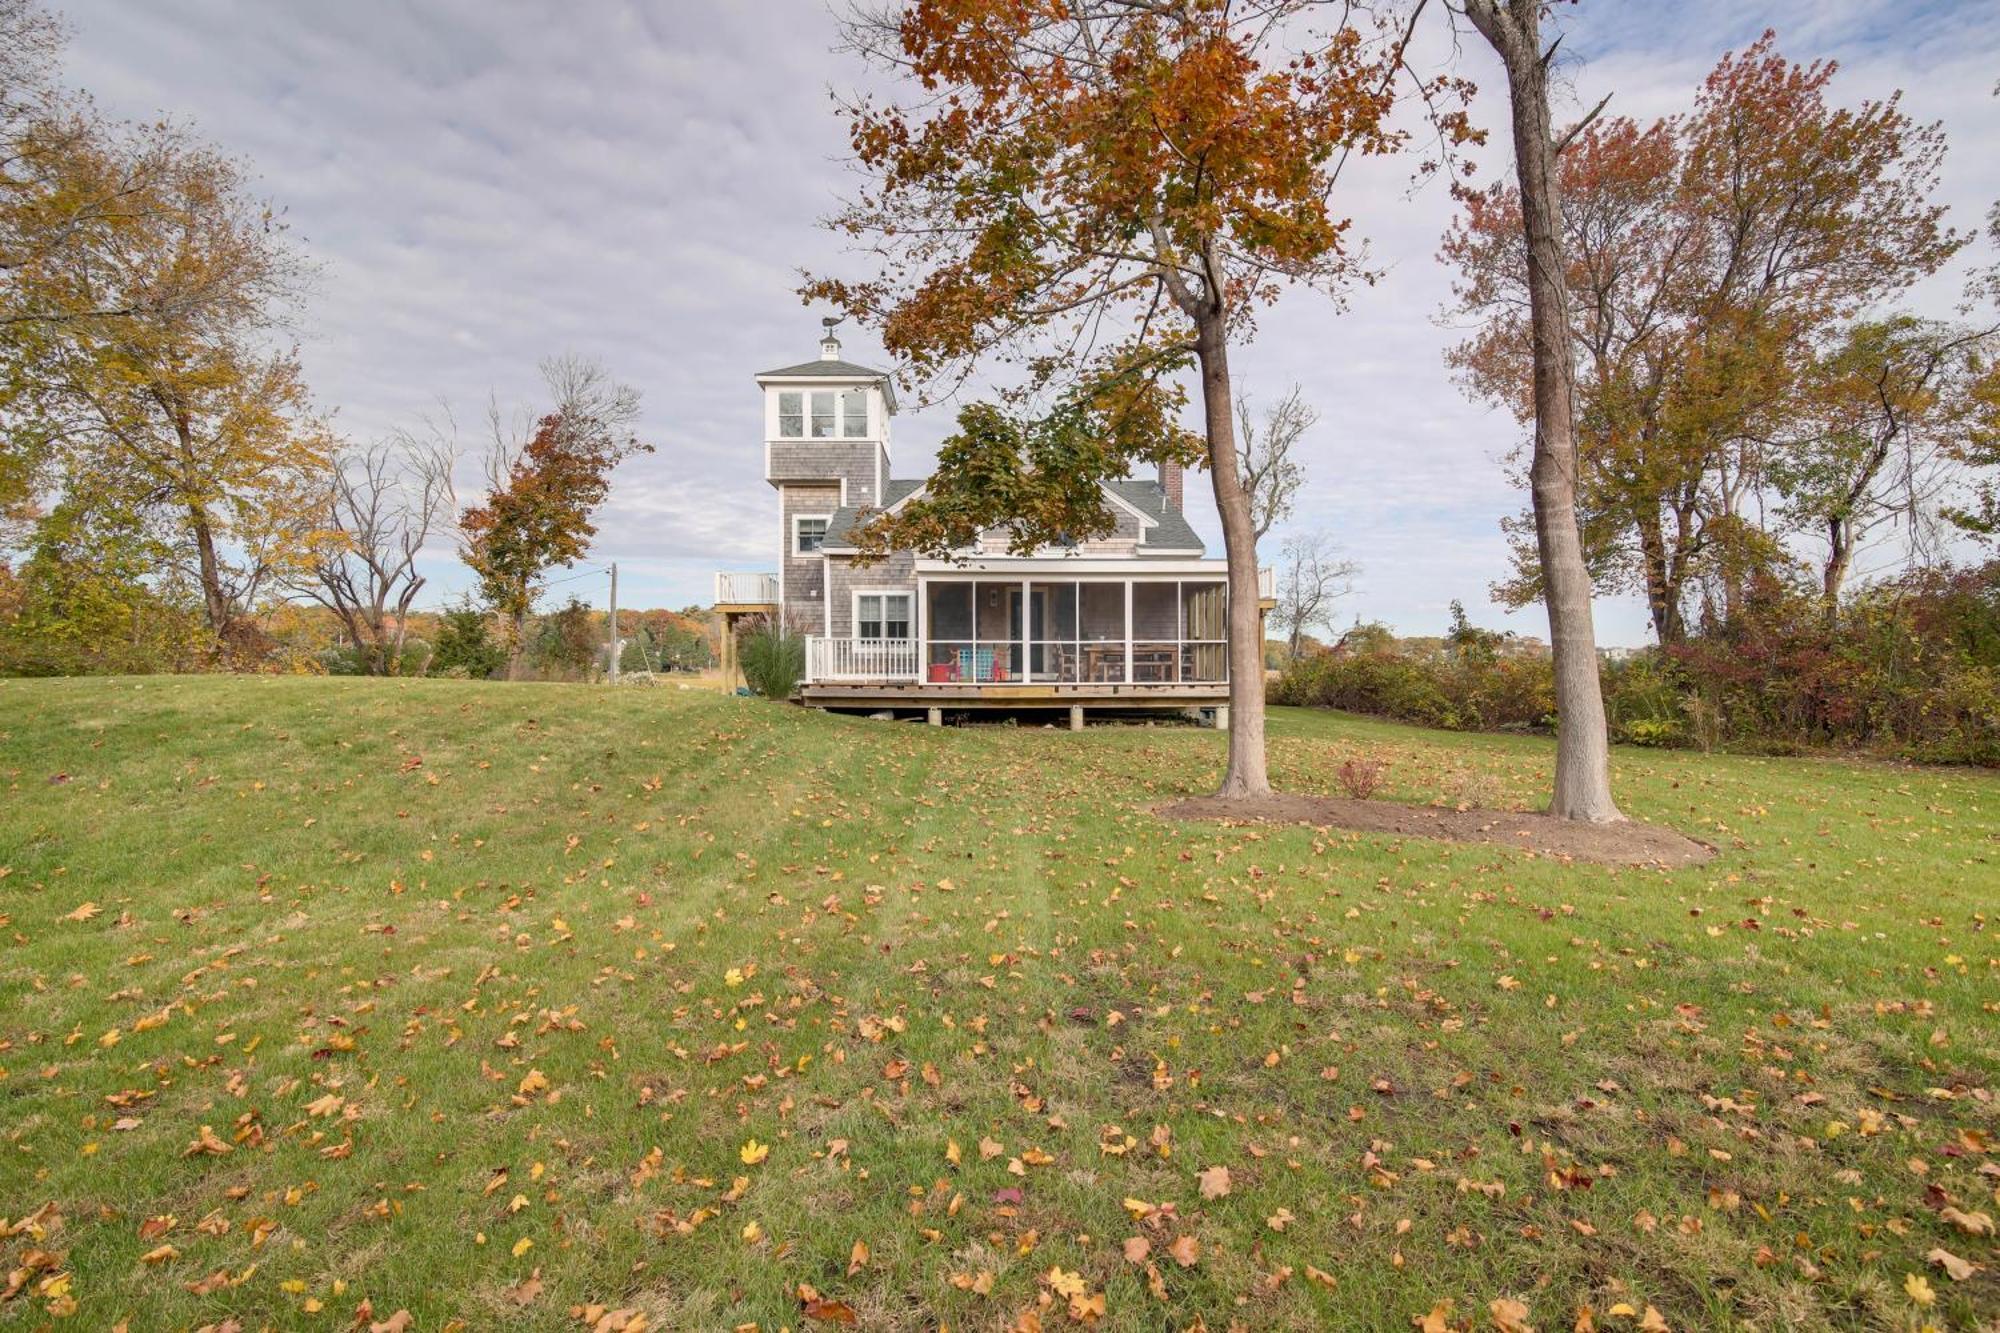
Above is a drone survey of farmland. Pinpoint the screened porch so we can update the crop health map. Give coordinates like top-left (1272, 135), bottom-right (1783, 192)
top-left (919, 577), bottom-right (1226, 685)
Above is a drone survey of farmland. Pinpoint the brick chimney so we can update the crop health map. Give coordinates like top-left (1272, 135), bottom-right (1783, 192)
top-left (1157, 459), bottom-right (1183, 513)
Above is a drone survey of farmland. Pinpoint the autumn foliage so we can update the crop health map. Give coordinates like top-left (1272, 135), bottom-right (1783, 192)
top-left (809, 0), bottom-right (1465, 797)
top-left (1443, 32), bottom-right (1965, 644)
top-left (459, 364), bottom-right (650, 673)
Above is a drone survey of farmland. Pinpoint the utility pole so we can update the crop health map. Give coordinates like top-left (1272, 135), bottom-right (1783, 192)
top-left (607, 562), bottom-right (619, 685)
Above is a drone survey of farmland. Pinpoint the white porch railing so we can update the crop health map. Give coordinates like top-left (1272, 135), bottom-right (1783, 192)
top-left (714, 571), bottom-right (779, 605)
top-left (807, 637), bottom-right (921, 683)
top-left (1258, 565), bottom-right (1275, 600)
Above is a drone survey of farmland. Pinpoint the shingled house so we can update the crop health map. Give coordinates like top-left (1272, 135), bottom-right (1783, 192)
top-left (714, 326), bottom-right (1267, 727)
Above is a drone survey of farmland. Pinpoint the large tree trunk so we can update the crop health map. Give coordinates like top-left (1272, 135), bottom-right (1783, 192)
top-left (507, 607), bottom-right (529, 680)
top-left (1198, 322), bottom-right (1272, 799)
top-left (1634, 507), bottom-right (1686, 646)
top-left (188, 506), bottom-right (232, 638)
top-left (1822, 515), bottom-right (1852, 616)
top-left (1466, 0), bottom-right (1623, 822)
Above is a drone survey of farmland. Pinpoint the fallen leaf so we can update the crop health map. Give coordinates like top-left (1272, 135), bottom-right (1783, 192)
top-left (1927, 1247), bottom-right (1978, 1281)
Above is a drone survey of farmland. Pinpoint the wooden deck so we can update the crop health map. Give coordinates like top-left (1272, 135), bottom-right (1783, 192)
top-left (800, 680), bottom-right (1228, 711)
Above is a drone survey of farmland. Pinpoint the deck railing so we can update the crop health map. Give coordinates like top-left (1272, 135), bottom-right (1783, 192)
top-left (807, 636), bottom-right (921, 683)
top-left (714, 571), bottom-right (779, 605)
top-left (1258, 565), bottom-right (1275, 601)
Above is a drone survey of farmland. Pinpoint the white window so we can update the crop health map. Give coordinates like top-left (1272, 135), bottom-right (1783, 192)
top-left (777, 391), bottom-right (804, 438)
top-left (856, 592), bottom-right (912, 641)
top-left (841, 389), bottom-right (868, 438)
top-left (793, 515), bottom-right (830, 554)
top-left (809, 391), bottom-right (837, 439)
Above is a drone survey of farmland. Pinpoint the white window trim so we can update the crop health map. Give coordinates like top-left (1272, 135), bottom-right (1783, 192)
top-left (775, 389), bottom-right (806, 440)
top-left (793, 513), bottom-right (832, 556)
top-left (808, 390), bottom-right (835, 440)
top-left (839, 388), bottom-right (870, 440)
top-left (851, 588), bottom-right (914, 641)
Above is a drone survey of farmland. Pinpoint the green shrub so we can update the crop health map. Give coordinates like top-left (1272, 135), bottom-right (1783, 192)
top-left (317, 636), bottom-right (432, 677)
top-left (530, 598), bottom-right (600, 681)
top-left (1273, 566), bottom-right (2000, 765)
top-left (431, 600), bottom-right (506, 679)
top-left (738, 621), bottom-right (803, 699)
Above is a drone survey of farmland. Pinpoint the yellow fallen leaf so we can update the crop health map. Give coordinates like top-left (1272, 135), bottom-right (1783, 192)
top-left (740, 1139), bottom-right (769, 1165)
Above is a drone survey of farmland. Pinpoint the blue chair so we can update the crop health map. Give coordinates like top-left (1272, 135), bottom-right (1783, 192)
top-left (956, 647), bottom-right (997, 682)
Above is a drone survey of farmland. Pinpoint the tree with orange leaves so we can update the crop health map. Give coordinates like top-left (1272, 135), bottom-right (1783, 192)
top-left (1442, 30), bottom-right (1961, 647)
top-left (808, 0), bottom-right (1463, 799)
top-left (459, 356), bottom-right (650, 678)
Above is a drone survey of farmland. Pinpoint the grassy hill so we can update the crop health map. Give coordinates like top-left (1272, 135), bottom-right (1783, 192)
top-left (1, 677), bottom-right (1994, 1330)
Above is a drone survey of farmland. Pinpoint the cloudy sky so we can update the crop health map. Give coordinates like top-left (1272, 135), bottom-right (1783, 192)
top-left (57, 0), bottom-right (2000, 644)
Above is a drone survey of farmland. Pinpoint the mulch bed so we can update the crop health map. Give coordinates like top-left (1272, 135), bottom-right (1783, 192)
top-left (1155, 792), bottom-right (1715, 868)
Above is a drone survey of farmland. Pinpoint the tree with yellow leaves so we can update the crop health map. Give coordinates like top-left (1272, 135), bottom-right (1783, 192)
top-left (8, 96), bottom-right (334, 649)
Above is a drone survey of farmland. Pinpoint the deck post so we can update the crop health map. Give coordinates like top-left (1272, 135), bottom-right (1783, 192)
top-left (1214, 704), bottom-right (1230, 732)
top-left (927, 706), bottom-right (942, 727)
top-left (719, 616), bottom-right (737, 692)
top-left (1069, 704), bottom-right (1084, 732)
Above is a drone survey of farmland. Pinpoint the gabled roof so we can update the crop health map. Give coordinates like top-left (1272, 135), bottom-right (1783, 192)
top-left (817, 476), bottom-right (1204, 556)
top-left (822, 479), bottom-right (926, 548)
top-left (1107, 478), bottom-right (1205, 554)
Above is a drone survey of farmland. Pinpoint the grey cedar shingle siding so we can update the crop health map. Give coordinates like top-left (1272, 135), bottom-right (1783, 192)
top-left (768, 441), bottom-right (887, 507)
top-left (779, 482), bottom-right (841, 634)
top-left (826, 550), bottom-right (918, 637)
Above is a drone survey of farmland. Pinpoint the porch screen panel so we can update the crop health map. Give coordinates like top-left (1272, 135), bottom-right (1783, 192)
top-left (926, 583), bottom-right (974, 681)
top-left (1181, 581), bottom-right (1226, 682)
top-left (1030, 582), bottom-right (1080, 682)
top-left (968, 581), bottom-right (1020, 681)
top-left (1078, 582), bottom-right (1126, 683)
top-left (1132, 582), bottom-right (1179, 682)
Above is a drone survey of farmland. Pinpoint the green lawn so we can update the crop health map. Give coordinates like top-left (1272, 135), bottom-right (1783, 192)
top-left (0, 677), bottom-right (1994, 1332)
